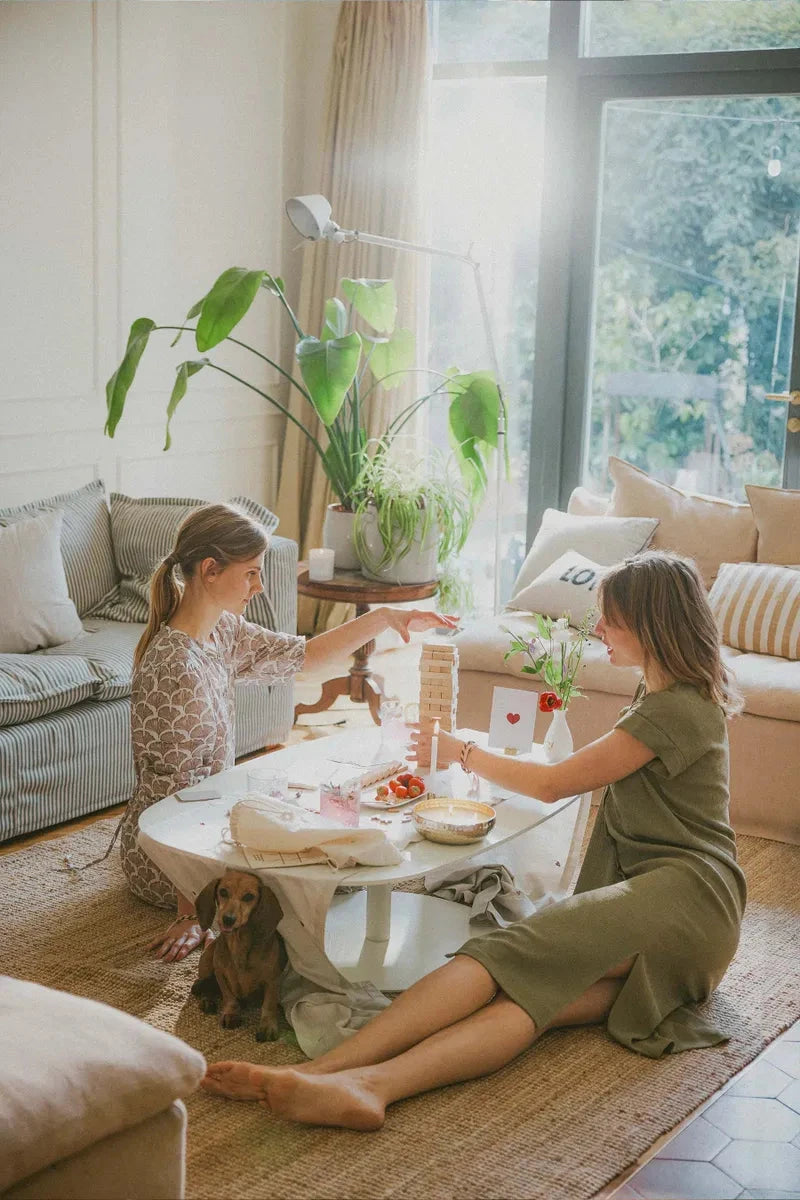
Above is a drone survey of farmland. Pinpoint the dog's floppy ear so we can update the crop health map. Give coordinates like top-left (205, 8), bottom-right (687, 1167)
top-left (250, 882), bottom-right (282, 943)
top-left (195, 879), bottom-right (219, 930)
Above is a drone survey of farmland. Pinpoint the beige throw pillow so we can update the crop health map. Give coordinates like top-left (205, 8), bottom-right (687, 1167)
top-left (607, 457), bottom-right (757, 588)
top-left (510, 508), bottom-right (659, 600)
top-left (508, 550), bottom-right (607, 626)
top-left (745, 484), bottom-right (800, 566)
top-left (0, 509), bottom-right (83, 653)
top-left (709, 562), bottom-right (800, 660)
top-left (567, 486), bottom-right (609, 517)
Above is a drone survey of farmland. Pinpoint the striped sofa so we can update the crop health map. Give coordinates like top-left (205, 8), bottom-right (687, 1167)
top-left (0, 482), bottom-right (297, 843)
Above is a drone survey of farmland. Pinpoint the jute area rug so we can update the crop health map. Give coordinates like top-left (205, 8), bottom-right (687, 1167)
top-left (3, 819), bottom-right (799, 1200)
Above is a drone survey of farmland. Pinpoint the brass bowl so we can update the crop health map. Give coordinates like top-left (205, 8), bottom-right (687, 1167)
top-left (412, 797), bottom-right (496, 845)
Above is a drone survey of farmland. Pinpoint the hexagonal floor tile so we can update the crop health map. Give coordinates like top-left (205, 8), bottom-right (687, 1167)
top-left (765, 1042), bottom-right (800, 1079)
top-left (714, 1140), bottom-right (800, 1191)
top-left (704, 1096), bottom-right (800, 1141)
top-left (730, 1059), bottom-right (794, 1098)
top-left (782, 1079), bottom-right (800, 1116)
top-left (629, 1159), bottom-right (740, 1199)
top-left (658, 1115), bottom-right (730, 1162)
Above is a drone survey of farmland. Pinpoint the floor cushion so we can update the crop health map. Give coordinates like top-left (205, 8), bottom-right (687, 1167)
top-left (0, 977), bottom-right (205, 1194)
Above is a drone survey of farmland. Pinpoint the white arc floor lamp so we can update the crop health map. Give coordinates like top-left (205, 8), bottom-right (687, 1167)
top-left (285, 193), bottom-right (507, 615)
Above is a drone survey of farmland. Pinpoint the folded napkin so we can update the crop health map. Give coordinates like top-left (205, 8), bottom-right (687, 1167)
top-left (228, 794), bottom-right (406, 869)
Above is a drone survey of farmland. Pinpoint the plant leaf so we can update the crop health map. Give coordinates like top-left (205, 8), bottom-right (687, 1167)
top-left (196, 267), bottom-right (265, 351)
top-left (446, 371), bottom-right (500, 446)
top-left (296, 332), bottom-right (362, 425)
top-left (260, 274), bottom-right (285, 297)
top-left (340, 278), bottom-right (397, 334)
top-left (105, 317), bottom-right (156, 437)
top-left (367, 328), bottom-right (415, 388)
top-left (164, 359), bottom-right (207, 450)
top-left (321, 298), bottom-right (348, 342)
top-left (170, 296), bottom-right (205, 347)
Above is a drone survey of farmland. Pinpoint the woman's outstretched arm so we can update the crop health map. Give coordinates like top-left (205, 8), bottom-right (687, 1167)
top-left (409, 727), bottom-right (655, 803)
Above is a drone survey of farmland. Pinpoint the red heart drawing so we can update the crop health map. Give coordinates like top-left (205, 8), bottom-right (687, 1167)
top-left (506, 712), bottom-right (521, 725)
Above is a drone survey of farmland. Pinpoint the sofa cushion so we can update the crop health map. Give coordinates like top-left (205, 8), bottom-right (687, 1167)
top-left (607, 456), bottom-right (757, 588)
top-left (93, 492), bottom-right (279, 623)
top-left (0, 654), bottom-right (97, 726)
top-left (0, 511), bottom-right (83, 653)
top-left (567, 486), bottom-right (609, 517)
top-left (709, 562), bottom-right (800, 660)
top-left (746, 483), bottom-right (800, 566)
top-left (0, 976), bottom-right (205, 1193)
top-left (511, 508), bottom-right (659, 600)
top-left (455, 616), bottom-right (800, 723)
top-left (0, 480), bottom-right (118, 617)
top-left (508, 550), bottom-right (608, 626)
top-left (42, 618), bottom-right (144, 701)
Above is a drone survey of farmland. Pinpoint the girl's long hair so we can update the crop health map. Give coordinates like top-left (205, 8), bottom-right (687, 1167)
top-left (598, 551), bottom-right (742, 716)
top-left (133, 503), bottom-right (269, 670)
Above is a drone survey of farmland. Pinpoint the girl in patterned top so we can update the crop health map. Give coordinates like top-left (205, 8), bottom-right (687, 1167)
top-left (124, 502), bottom-right (455, 962)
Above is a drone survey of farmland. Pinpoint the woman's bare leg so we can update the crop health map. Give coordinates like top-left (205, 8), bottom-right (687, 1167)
top-left (252, 977), bottom-right (624, 1130)
top-left (203, 956), bottom-right (497, 1098)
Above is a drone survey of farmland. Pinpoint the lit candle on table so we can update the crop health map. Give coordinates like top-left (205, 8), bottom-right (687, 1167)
top-left (430, 719), bottom-right (439, 776)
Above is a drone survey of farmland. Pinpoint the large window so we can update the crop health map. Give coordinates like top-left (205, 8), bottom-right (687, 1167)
top-left (427, 0), bottom-right (800, 611)
top-left (584, 94), bottom-right (800, 499)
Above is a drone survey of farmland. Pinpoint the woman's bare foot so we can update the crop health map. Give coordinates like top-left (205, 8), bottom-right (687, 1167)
top-left (202, 1061), bottom-right (264, 1100)
top-left (258, 1067), bottom-right (386, 1131)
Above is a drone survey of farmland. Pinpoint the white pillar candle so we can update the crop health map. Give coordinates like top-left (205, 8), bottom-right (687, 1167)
top-left (430, 719), bottom-right (440, 775)
top-left (308, 547), bottom-right (335, 581)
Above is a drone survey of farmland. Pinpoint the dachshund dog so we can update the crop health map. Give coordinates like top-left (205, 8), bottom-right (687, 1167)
top-left (191, 870), bottom-right (286, 1041)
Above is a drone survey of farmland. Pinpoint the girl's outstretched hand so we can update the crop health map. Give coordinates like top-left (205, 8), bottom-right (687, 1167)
top-left (383, 609), bottom-right (458, 644)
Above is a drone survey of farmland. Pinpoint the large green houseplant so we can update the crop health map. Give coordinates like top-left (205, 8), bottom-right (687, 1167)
top-left (105, 267), bottom-right (503, 569)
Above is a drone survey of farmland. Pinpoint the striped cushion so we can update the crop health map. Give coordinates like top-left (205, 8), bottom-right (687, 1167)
top-left (709, 562), bottom-right (800, 660)
top-left (42, 618), bottom-right (144, 701)
top-left (0, 654), bottom-right (98, 726)
top-left (0, 480), bottom-right (118, 617)
top-left (92, 493), bottom-right (280, 624)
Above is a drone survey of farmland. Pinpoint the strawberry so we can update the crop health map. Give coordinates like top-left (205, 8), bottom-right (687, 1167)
top-left (394, 786), bottom-right (409, 799)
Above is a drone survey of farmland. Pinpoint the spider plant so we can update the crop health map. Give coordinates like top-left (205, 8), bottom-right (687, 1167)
top-left (352, 440), bottom-right (474, 576)
top-left (104, 268), bottom-right (504, 512)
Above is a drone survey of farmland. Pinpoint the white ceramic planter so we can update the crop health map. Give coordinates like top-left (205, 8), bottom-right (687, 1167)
top-left (357, 509), bottom-right (439, 585)
top-left (543, 707), bottom-right (574, 763)
top-left (322, 504), bottom-right (360, 571)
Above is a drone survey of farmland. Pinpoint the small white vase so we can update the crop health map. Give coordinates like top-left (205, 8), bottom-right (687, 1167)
top-left (322, 504), bottom-right (360, 571)
top-left (543, 707), bottom-right (573, 763)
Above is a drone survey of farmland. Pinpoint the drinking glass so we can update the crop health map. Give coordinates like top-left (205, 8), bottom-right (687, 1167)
top-left (246, 766), bottom-right (290, 804)
top-left (319, 775), bottom-right (362, 828)
top-left (378, 699), bottom-right (406, 752)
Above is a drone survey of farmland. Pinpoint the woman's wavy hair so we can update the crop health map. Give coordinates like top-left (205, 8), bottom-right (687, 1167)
top-left (133, 503), bottom-right (269, 670)
top-left (598, 550), bottom-right (742, 716)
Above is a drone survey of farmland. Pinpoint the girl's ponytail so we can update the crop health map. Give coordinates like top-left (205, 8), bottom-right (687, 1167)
top-left (134, 556), bottom-right (182, 670)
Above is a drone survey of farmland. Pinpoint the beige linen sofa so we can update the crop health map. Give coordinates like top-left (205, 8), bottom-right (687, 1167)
top-left (1, 978), bottom-right (205, 1200)
top-left (455, 463), bottom-right (800, 845)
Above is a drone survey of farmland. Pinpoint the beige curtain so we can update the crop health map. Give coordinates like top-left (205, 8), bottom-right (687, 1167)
top-left (276, 0), bottom-right (430, 634)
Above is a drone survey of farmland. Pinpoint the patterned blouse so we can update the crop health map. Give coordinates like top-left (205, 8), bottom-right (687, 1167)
top-left (121, 612), bottom-right (305, 907)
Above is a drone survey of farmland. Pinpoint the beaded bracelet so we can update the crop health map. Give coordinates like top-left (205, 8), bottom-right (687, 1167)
top-left (459, 740), bottom-right (477, 772)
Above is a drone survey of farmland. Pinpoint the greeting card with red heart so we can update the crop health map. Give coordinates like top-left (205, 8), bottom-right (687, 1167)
top-left (489, 687), bottom-right (538, 752)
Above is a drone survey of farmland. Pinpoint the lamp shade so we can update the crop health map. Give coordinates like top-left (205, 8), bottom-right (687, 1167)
top-left (285, 194), bottom-right (337, 241)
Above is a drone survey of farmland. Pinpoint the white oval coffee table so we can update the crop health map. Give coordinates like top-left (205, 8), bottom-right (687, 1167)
top-left (137, 728), bottom-right (586, 991)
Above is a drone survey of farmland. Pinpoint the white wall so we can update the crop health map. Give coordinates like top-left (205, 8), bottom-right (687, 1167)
top-left (0, 1), bottom-right (295, 510)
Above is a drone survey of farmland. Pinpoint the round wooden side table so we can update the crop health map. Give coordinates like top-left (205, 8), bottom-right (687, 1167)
top-left (295, 566), bottom-right (439, 725)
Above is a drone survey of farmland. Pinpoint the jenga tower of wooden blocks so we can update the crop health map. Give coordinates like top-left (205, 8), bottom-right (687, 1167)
top-left (418, 641), bottom-right (459, 737)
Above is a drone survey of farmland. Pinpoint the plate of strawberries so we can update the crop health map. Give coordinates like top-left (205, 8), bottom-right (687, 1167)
top-left (362, 770), bottom-right (429, 810)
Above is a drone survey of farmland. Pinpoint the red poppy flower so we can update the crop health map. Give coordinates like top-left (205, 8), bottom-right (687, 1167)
top-left (538, 691), bottom-right (563, 713)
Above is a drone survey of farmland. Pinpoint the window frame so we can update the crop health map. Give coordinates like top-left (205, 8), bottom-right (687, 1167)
top-left (431, 3), bottom-right (800, 541)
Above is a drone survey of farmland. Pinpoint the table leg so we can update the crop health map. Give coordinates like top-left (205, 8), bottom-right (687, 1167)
top-left (365, 884), bottom-right (392, 943)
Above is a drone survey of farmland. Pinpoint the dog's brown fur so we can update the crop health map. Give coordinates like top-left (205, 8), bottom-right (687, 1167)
top-left (191, 870), bottom-right (286, 1041)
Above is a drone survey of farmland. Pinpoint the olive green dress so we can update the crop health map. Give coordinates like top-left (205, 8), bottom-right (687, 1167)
top-left (456, 682), bottom-right (747, 1058)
